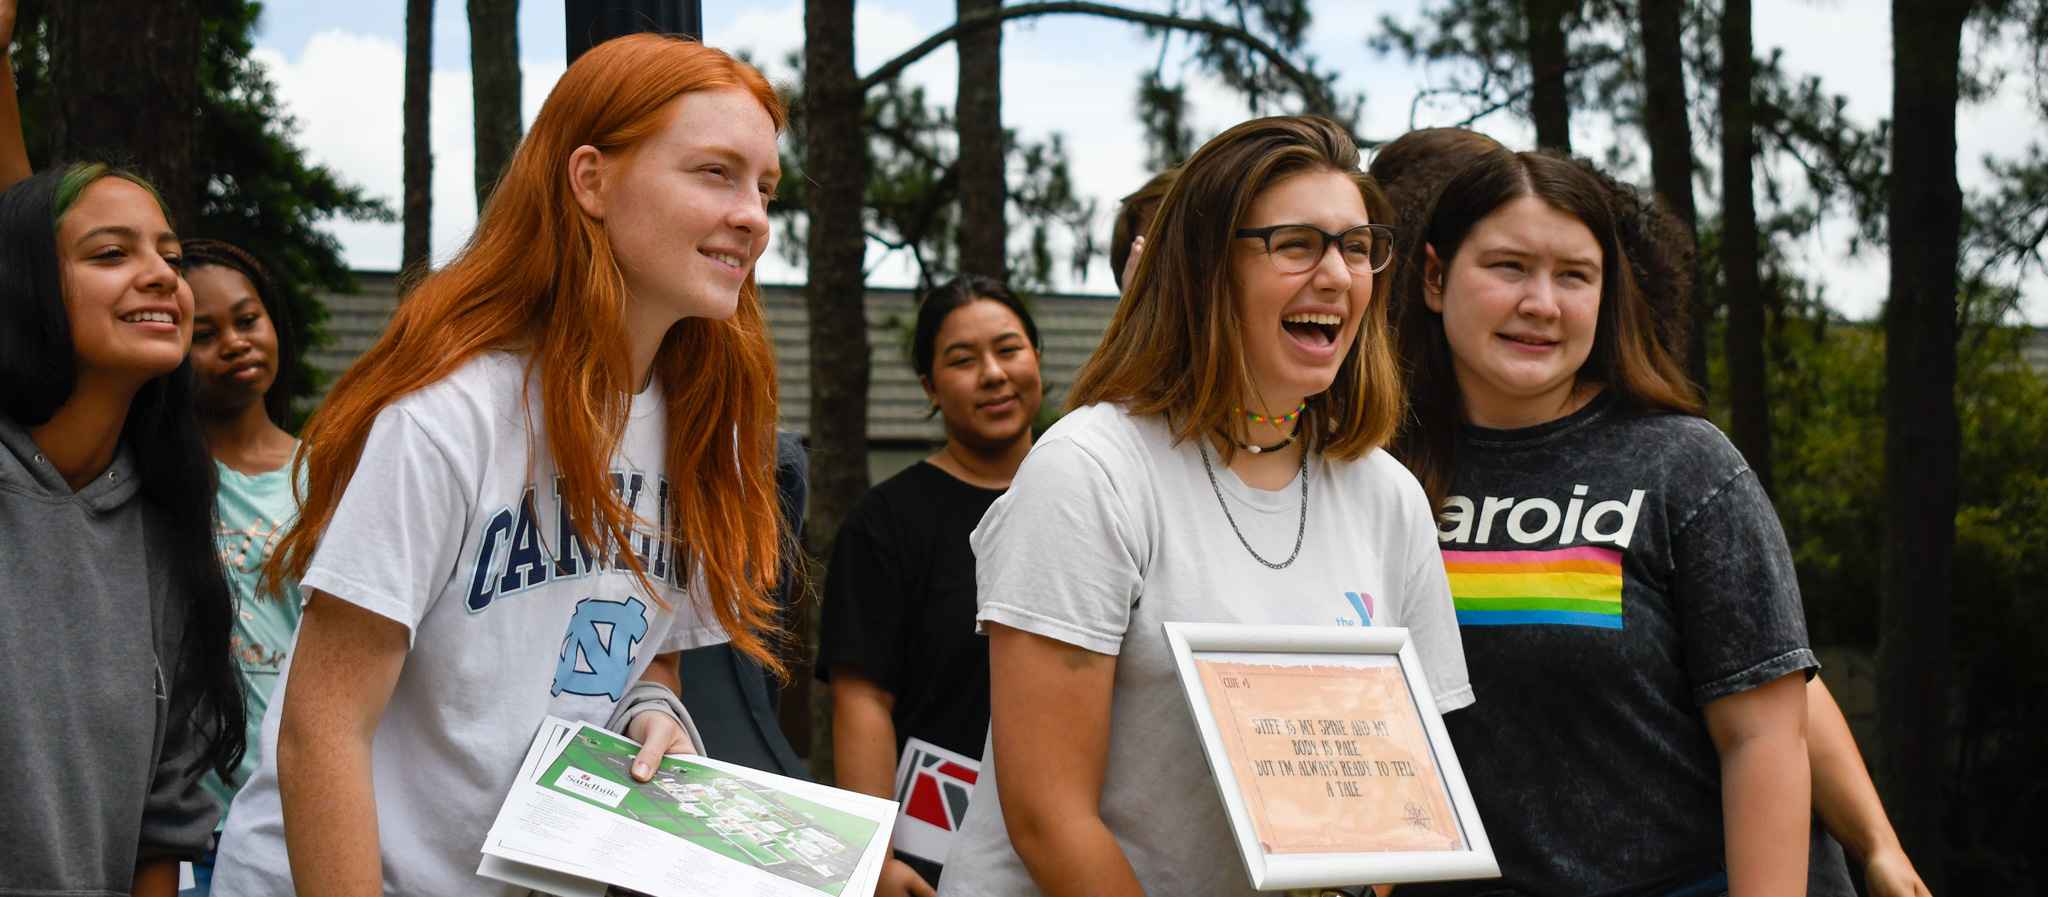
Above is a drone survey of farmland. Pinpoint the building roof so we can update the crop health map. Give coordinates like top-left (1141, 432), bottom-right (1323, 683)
top-left (310, 274), bottom-right (1121, 446)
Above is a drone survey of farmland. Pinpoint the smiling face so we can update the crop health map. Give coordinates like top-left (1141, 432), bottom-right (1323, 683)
top-left (187, 264), bottom-right (280, 413)
top-left (921, 298), bottom-right (1043, 452)
top-left (1424, 194), bottom-right (1603, 427)
top-left (57, 178), bottom-right (193, 388)
top-left (575, 87), bottom-right (781, 325)
top-left (1230, 169), bottom-right (1376, 415)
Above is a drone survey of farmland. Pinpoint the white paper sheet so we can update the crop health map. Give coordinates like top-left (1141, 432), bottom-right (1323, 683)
top-left (478, 717), bottom-right (897, 897)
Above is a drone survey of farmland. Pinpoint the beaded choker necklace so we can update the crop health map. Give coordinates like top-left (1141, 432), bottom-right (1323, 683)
top-left (1232, 402), bottom-right (1306, 425)
top-left (1229, 401), bottom-right (1305, 453)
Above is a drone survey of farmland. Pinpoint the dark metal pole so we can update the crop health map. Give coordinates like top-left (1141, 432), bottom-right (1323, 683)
top-left (565, 0), bottom-right (704, 63)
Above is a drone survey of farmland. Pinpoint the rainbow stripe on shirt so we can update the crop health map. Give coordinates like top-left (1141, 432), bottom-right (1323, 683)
top-left (1443, 545), bottom-right (1625, 629)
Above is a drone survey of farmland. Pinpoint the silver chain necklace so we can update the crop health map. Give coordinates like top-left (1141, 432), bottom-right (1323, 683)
top-left (1198, 440), bottom-right (1308, 570)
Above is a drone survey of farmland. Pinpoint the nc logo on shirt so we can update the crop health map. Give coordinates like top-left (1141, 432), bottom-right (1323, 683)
top-left (553, 597), bottom-right (650, 700)
top-left (1337, 591), bottom-right (1375, 626)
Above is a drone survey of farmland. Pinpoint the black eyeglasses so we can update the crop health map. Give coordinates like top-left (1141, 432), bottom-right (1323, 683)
top-left (1235, 223), bottom-right (1398, 274)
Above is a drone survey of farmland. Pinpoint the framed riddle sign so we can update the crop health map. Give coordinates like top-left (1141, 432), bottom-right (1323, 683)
top-left (1163, 622), bottom-right (1498, 891)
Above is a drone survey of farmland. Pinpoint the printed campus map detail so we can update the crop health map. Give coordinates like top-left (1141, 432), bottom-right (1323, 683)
top-left (478, 718), bottom-right (896, 897)
top-left (1194, 656), bottom-right (1464, 855)
top-left (543, 728), bottom-right (877, 895)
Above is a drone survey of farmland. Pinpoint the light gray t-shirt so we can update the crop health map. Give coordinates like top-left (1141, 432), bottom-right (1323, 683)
top-left (937, 404), bottom-right (1472, 897)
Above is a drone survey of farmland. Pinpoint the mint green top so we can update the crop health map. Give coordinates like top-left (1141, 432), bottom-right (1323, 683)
top-left (201, 457), bottom-right (306, 831)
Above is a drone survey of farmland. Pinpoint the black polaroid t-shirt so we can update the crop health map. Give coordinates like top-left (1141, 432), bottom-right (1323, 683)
top-left (817, 461), bottom-right (1003, 760)
top-left (1407, 392), bottom-right (1818, 897)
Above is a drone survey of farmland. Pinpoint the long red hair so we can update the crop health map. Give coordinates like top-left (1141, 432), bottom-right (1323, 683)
top-left (269, 35), bottom-right (788, 674)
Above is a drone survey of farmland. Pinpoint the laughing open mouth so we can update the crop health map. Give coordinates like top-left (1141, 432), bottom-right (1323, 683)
top-left (1282, 312), bottom-right (1341, 347)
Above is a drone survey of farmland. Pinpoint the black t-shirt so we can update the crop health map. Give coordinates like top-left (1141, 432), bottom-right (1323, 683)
top-left (817, 461), bottom-right (1003, 760)
top-left (1407, 392), bottom-right (1818, 897)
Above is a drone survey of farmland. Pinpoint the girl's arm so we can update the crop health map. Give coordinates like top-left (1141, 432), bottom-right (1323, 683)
top-left (0, 0), bottom-right (31, 191)
top-left (987, 623), bottom-right (1144, 897)
top-left (830, 665), bottom-right (935, 897)
top-left (620, 650), bottom-right (701, 780)
top-left (1704, 671), bottom-right (1810, 897)
top-left (829, 665), bottom-right (901, 799)
top-left (1807, 678), bottom-right (1931, 897)
top-left (277, 590), bottom-right (410, 897)
top-left (130, 859), bottom-right (179, 897)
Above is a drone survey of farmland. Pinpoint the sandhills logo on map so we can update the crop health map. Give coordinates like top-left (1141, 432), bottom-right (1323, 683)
top-left (555, 767), bottom-right (629, 807)
top-left (890, 737), bottom-right (980, 865)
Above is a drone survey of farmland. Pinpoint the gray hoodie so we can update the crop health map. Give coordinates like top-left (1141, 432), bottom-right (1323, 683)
top-left (0, 414), bottom-right (220, 896)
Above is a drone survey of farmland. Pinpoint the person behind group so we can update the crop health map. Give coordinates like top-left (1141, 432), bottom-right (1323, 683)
top-left (172, 239), bottom-right (305, 895)
top-left (818, 275), bottom-right (1044, 897)
top-left (935, 116), bottom-right (1470, 897)
top-left (1372, 129), bottom-right (1930, 897)
top-left (1390, 148), bottom-right (1814, 897)
top-left (209, 35), bottom-right (790, 896)
top-left (1109, 169), bottom-right (1177, 291)
top-left (670, 429), bottom-right (813, 779)
top-left (0, 161), bottom-right (247, 897)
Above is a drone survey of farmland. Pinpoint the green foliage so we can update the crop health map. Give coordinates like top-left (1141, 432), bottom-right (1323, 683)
top-left (1706, 271), bottom-right (2048, 888)
top-left (1370, 0), bottom-right (1631, 134)
top-left (771, 54), bottom-right (1096, 292)
top-left (9, 0), bottom-right (392, 411)
top-left (1136, 0), bottom-right (1362, 163)
top-left (195, 0), bottom-right (393, 410)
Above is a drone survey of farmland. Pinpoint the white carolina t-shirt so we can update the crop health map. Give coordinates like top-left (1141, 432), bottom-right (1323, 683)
top-left (212, 352), bottom-right (725, 897)
top-left (936, 403), bottom-right (1472, 897)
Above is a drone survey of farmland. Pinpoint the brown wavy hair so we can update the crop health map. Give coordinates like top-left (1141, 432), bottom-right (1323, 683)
top-left (1110, 169), bottom-right (1178, 290)
top-left (1391, 149), bottom-right (1702, 510)
top-left (267, 35), bottom-right (789, 674)
top-left (1066, 115), bottom-right (1403, 462)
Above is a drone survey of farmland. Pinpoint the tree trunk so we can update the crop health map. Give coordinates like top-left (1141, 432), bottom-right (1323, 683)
top-left (1523, 0), bottom-right (1571, 152)
top-left (1879, 0), bottom-right (1965, 888)
top-left (469, 0), bottom-right (521, 210)
top-left (787, 0), bottom-right (869, 770)
top-left (401, 0), bottom-right (434, 283)
top-left (48, 0), bottom-right (202, 230)
top-left (955, 0), bottom-right (1006, 278)
top-left (1637, 0), bottom-right (1705, 394)
top-left (1720, 0), bottom-right (1769, 492)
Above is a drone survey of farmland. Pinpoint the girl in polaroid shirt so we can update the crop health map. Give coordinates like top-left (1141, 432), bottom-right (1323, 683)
top-left (936, 116), bottom-right (1471, 897)
top-left (211, 36), bottom-right (789, 897)
top-left (1392, 150), bottom-right (1815, 897)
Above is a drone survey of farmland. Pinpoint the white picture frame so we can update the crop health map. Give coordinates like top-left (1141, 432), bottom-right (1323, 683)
top-left (1163, 622), bottom-right (1499, 891)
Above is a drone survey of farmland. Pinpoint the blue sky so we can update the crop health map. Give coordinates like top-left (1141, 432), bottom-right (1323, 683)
top-left (244, 0), bottom-right (2045, 320)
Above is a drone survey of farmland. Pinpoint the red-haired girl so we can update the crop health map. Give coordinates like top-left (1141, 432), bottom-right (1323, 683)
top-left (211, 35), bottom-right (788, 897)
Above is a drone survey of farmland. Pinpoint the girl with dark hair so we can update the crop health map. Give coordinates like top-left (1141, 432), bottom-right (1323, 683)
top-left (1376, 136), bottom-right (1929, 897)
top-left (936, 116), bottom-right (1468, 897)
top-left (177, 239), bottom-right (306, 893)
top-left (1391, 148), bottom-right (1808, 897)
top-left (0, 162), bottom-right (246, 897)
top-left (210, 36), bottom-right (789, 896)
top-left (817, 274), bottom-right (1042, 897)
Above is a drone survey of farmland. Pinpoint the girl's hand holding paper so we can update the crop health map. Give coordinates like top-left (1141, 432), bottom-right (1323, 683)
top-left (625, 709), bottom-right (699, 780)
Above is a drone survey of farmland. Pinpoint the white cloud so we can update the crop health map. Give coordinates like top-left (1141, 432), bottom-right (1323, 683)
top-left (258, 28), bottom-right (575, 271)
top-left (254, 1), bottom-right (2048, 319)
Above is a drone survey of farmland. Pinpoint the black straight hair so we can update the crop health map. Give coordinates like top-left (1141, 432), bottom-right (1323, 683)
top-left (182, 238), bottom-right (299, 427)
top-left (0, 164), bottom-right (247, 781)
top-left (910, 275), bottom-right (1042, 378)
top-left (1391, 150), bottom-right (1703, 510)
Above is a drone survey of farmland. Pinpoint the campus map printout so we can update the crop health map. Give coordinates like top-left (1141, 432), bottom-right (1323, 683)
top-left (1194, 653), bottom-right (1465, 856)
top-left (479, 717), bottom-right (897, 897)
